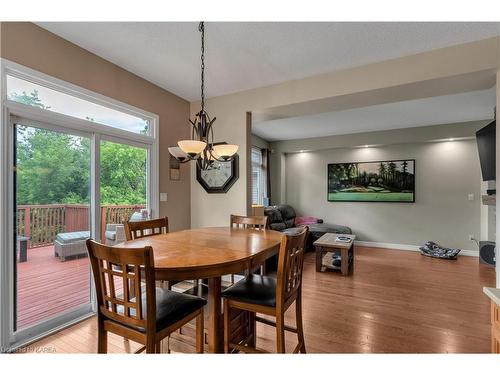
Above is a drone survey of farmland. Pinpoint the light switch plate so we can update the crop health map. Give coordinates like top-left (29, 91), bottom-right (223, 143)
top-left (468, 193), bottom-right (474, 201)
top-left (160, 192), bottom-right (168, 202)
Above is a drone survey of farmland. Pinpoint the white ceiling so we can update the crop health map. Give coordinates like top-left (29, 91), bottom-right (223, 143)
top-left (252, 88), bottom-right (496, 141)
top-left (37, 22), bottom-right (500, 101)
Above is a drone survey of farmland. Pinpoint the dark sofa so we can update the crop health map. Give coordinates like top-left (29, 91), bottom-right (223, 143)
top-left (264, 204), bottom-right (352, 251)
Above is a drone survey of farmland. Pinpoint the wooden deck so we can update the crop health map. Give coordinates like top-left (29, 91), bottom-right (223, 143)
top-left (16, 245), bottom-right (91, 329)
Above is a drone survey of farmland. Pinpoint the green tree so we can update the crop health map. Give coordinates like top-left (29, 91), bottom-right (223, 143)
top-left (16, 129), bottom-right (90, 204)
top-left (9, 89), bottom-right (50, 110)
top-left (100, 141), bottom-right (147, 205)
top-left (14, 90), bottom-right (147, 206)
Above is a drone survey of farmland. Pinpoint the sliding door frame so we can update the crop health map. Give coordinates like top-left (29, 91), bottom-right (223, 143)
top-left (0, 58), bottom-right (159, 351)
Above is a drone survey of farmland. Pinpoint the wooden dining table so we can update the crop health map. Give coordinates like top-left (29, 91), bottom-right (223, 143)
top-left (118, 226), bottom-right (283, 353)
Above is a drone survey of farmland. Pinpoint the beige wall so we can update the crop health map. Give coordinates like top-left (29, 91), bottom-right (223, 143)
top-left (0, 22), bottom-right (191, 231)
top-left (190, 36), bottom-right (499, 229)
top-left (280, 129), bottom-right (483, 251)
top-left (269, 121), bottom-right (490, 204)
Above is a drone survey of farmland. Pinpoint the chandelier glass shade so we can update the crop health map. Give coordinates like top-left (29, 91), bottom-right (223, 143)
top-left (169, 22), bottom-right (238, 170)
top-left (178, 140), bottom-right (207, 157)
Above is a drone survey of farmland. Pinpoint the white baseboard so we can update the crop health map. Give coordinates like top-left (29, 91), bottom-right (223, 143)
top-left (354, 240), bottom-right (478, 257)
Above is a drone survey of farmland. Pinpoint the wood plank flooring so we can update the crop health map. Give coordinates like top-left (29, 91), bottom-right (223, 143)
top-left (18, 246), bottom-right (495, 353)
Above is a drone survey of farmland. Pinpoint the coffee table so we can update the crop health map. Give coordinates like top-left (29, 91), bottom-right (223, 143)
top-left (313, 233), bottom-right (356, 276)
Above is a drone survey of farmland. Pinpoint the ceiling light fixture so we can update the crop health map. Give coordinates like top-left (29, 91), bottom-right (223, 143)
top-left (169, 22), bottom-right (238, 170)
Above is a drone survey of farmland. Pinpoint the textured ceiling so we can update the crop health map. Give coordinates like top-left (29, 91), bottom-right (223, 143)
top-left (253, 88), bottom-right (496, 141)
top-left (37, 22), bottom-right (500, 101)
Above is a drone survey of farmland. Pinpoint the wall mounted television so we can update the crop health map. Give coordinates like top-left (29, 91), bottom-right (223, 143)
top-left (475, 120), bottom-right (495, 181)
top-left (327, 159), bottom-right (415, 202)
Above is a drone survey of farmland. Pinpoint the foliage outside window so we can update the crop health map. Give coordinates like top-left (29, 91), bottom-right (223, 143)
top-left (14, 90), bottom-right (147, 206)
top-left (7, 75), bottom-right (150, 135)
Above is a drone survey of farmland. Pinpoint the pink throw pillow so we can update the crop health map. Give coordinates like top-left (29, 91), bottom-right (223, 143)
top-left (295, 216), bottom-right (318, 225)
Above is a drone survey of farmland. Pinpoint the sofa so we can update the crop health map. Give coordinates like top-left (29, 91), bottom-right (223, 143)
top-left (264, 204), bottom-right (352, 251)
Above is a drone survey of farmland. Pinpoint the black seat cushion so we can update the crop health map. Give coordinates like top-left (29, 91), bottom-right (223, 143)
top-left (221, 274), bottom-right (276, 307)
top-left (116, 287), bottom-right (206, 332)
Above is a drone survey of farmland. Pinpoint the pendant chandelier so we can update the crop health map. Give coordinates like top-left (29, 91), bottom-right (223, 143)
top-left (168, 22), bottom-right (238, 170)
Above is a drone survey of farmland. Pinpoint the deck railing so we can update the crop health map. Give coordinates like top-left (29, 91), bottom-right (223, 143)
top-left (16, 204), bottom-right (145, 248)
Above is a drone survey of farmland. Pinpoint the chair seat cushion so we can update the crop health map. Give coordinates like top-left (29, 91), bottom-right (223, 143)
top-left (117, 288), bottom-right (206, 332)
top-left (221, 274), bottom-right (276, 307)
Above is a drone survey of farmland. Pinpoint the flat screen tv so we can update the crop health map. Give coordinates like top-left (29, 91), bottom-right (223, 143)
top-left (476, 121), bottom-right (496, 181)
top-left (327, 159), bottom-right (415, 202)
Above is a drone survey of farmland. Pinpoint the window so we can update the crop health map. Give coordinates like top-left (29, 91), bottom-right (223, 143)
top-left (7, 75), bottom-right (150, 135)
top-left (252, 147), bottom-right (265, 205)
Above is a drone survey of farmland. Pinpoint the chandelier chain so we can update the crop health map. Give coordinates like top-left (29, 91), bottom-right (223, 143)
top-left (199, 22), bottom-right (205, 112)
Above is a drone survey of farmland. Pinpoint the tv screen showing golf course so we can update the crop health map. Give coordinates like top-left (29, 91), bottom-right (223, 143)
top-left (328, 160), bottom-right (415, 202)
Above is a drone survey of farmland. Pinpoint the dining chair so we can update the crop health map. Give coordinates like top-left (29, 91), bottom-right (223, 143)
top-left (86, 239), bottom-right (206, 354)
top-left (230, 214), bottom-right (268, 230)
top-left (230, 215), bottom-right (269, 281)
top-left (124, 217), bottom-right (169, 241)
top-left (221, 226), bottom-right (308, 353)
top-left (125, 216), bottom-right (193, 291)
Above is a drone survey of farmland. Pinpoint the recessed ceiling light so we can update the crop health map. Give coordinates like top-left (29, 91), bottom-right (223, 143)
top-left (448, 138), bottom-right (454, 142)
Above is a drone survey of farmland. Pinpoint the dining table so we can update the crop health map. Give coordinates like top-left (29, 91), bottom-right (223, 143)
top-left (117, 226), bottom-right (284, 353)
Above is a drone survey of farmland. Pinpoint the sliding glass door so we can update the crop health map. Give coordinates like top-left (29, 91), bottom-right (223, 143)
top-left (1, 63), bottom-right (158, 349)
top-left (99, 139), bottom-right (148, 246)
top-left (13, 119), bottom-right (92, 332)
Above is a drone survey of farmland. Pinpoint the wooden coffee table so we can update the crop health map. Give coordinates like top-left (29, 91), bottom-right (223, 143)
top-left (313, 233), bottom-right (356, 276)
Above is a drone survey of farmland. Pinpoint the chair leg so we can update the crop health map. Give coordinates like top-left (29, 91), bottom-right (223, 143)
top-left (196, 309), bottom-right (205, 353)
top-left (260, 262), bottom-right (266, 276)
top-left (276, 312), bottom-right (286, 353)
top-left (295, 295), bottom-right (306, 353)
top-left (155, 339), bottom-right (161, 354)
top-left (97, 316), bottom-right (107, 354)
top-left (223, 299), bottom-right (230, 353)
top-left (146, 335), bottom-right (156, 354)
top-left (249, 311), bottom-right (257, 348)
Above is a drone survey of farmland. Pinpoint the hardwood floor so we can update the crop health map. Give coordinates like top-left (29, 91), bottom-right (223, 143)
top-left (18, 246), bottom-right (495, 353)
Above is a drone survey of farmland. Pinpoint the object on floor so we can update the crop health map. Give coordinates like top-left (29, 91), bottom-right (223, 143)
top-left (479, 241), bottom-right (496, 266)
top-left (419, 241), bottom-right (460, 259)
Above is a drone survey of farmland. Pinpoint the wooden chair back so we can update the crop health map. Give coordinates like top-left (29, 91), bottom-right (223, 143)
top-left (230, 215), bottom-right (268, 230)
top-left (276, 226), bottom-right (309, 306)
top-left (124, 217), bottom-right (169, 241)
top-left (86, 239), bottom-right (156, 332)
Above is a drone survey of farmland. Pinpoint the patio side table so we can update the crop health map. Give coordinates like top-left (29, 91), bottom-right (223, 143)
top-left (17, 236), bottom-right (30, 263)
